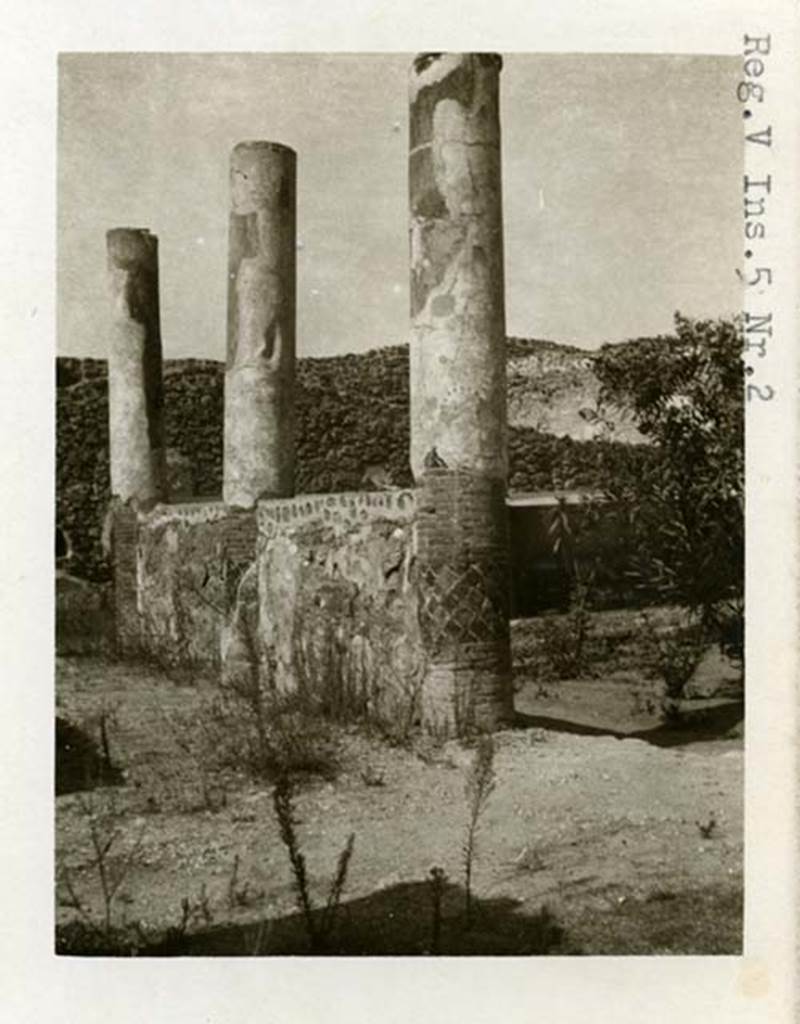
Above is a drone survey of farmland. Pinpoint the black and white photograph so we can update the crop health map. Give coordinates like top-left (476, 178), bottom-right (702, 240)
top-left (2, 2), bottom-right (798, 1021)
top-left (55, 50), bottom-right (747, 957)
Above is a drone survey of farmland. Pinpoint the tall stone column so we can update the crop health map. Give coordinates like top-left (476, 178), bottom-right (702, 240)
top-left (409, 53), bottom-right (513, 734)
top-left (106, 227), bottom-right (166, 655)
top-left (106, 227), bottom-right (166, 506)
top-left (224, 141), bottom-right (296, 508)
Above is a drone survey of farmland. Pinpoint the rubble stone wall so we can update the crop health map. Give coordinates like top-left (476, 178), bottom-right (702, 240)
top-left (131, 490), bottom-right (424, 725)
top-left (133, 502), bottom-right (257, 667)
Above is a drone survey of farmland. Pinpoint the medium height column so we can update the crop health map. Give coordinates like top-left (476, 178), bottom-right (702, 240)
top-left (409, 53), bottom-right (513, 733)
top-left (106, 227), bottom-right (166, 506)
top-left (224, 141), bottom-right (297, 507)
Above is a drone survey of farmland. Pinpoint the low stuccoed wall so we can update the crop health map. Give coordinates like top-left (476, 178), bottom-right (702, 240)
top-left (131, 489), bottom-right (425, 725)
top-left (133, 501), bottom-right (258, 668)
top-left (248, 489), bottom-right (422, 723)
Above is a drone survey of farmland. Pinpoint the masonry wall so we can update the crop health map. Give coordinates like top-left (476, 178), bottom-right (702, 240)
top-left (131, 489), bottom-right (424, 725)
top-left (133, 502), bottom-right (258, 667)
top-left (250, 489), bottom-right (422, 725)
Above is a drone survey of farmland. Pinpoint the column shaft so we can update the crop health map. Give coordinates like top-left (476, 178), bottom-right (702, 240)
top-left (409, 53), bottom-right (513, 733)
top-left (106, 227), bottom-right (166, 506)
top-left (224, 141), bottom-right (297, 507)
top-left (409, 52), bottom-right (507, 480)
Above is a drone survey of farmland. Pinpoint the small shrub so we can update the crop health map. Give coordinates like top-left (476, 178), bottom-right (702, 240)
top-left (537, 597), bottom-right (593, 680)
top-left (696, 813), bottom-right (718, 840)
top-left (56, 791), bottom-right (145, 946)
top-left (293, 627), bottom-right (370, 724)
top-left (413, 731), bottom-right (456, 768)
top-left (642, 612), bottom-right (706, 719)
top-left (154, 886), bottom-right (215, 954)
top-left (360, 766), bottom-right (386, 787)
top-left (226, 854), bottom-right (265, 910)
top-left (210, 684), bottom-right (341, 782)
top-left (540, 495), bottom-right (597, 680)
top-left (629, 687), bottom-right (658, 718)
top-left (166, 672), bottom-right (341, 791)
top-left (372, 661), bottom-right (425, 748)
top-left (293, 626), bottom-right (424, 742)
top-left (272, 773), bottom-right (355, 952)
top-left (713, 599), bottom-right (744, 665)
top-left (55, 918), bottom-right (143, 956)
top-left (463, 736), bottom-right (496, 927)
top-left (57, 885), bottom-right (214, 956)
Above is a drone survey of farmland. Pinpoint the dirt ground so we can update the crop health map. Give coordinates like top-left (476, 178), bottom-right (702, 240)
top-left (55, 632), bottom-right (743, 956)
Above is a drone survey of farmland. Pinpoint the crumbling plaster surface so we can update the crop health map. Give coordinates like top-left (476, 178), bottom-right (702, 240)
top-left (135, 490), bottom-right (426, 726)
top-left (224, 143), bottom-right (297, 506)
top-left (136, 502), bottom-right (256, 668)
top-left (247, 490), bottom-right (424, 723)
top-left (409, 53), bottom-right (507, 481)
top-left (106, 228), bottom-right (166, 506)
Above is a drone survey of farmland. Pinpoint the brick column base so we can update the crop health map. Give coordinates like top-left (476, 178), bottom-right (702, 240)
top-left (416, 469), bottom-right (514, 734)
top-left (110, 502), bottom-right (140, 656)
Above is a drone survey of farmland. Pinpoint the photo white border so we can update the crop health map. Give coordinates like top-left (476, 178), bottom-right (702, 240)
top-left (1, 1), bottom-right (797, 1021)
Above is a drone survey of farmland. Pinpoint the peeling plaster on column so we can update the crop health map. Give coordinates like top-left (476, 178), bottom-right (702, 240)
top-left (409, 53), bottom-right (466, 102)
top-left (106, 228), bottom-right (166, 507)
top-left (408, 54), bottom-right (507, 481)
top-left (409, 54), bottom-right (513, 735)
top-left (224, 141), bottom-right (297, 508)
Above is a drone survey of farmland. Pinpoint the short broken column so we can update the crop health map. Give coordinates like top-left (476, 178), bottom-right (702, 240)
top-left (409, 53), bottom-right (513, 734)
top-left (224, 141), bottom-right (297, 507)
top-left (106, 227), bottom-right (166, 506)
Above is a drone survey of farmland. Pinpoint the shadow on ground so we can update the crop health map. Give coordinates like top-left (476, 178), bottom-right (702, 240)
top-left (57, 881), bottom-right (571, 957)
top-left (56, 716), bottom-right (123, 795)
top-left (569, 884), bottom-right (742, 956)
top-left (55, 877), bottom-right (743, 957)
top-left (515, 700), bottom-right (743, 748)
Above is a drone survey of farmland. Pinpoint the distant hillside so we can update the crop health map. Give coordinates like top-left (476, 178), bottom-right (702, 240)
top-left (507, 337), bottom-right (642, 443)
top-left (56, 338), bottom-right (646, 580)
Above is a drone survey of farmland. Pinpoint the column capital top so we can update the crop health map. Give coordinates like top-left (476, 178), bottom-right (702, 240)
top-left (106, 227), bottom-right (157, 266)
top-left (232, 140), bottom-right (296, 160)
top-left (411, 52), bottom-right (503, 76)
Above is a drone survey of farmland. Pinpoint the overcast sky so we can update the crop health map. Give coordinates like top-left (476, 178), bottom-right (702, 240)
top-left (58, 52), bottom-right (742, 360)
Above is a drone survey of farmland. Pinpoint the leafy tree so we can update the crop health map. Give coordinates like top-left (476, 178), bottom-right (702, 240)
top-left (592, 314), bottom-right (744, 659)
